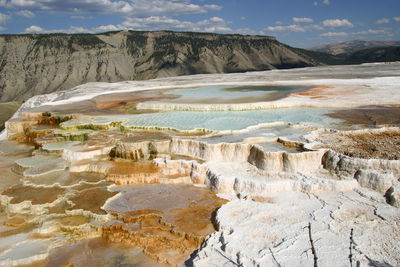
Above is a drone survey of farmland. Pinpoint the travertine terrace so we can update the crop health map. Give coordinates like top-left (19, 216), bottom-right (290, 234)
top-left (0, 63), bottom-right (399, 266)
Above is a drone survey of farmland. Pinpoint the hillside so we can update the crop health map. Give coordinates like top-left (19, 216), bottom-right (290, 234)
top-left (0, 30), bottom-right (320, 102)
top-left (298, 45), bottom-right (400, 65)
top-left (308, 40), bottom-right (400, 55)
top-left (344, 46), bottom-right (400, 64)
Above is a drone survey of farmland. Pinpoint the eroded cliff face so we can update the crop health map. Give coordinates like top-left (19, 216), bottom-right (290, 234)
top-left (0, 31), bottom-right (320, 102)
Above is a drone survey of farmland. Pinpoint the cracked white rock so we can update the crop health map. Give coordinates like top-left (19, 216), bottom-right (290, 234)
top-left (188, 191), bottom-right (400, 267)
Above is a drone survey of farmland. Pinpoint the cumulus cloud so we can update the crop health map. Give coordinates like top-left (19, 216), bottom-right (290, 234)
top-left (314, 0), bottom-right (330, 6)
top-left (0, 0), bottom-right (221, 16)
top-left (376, 18), bottom-right (389, 24)
top-left (71, 15), bottom-right (93, 19)
top-left (235, 28), bottom-right (261, 35)
top-left (122, 16), bottom-right (232, 33)
top-left (320, 31), bottom-right (347, 37)
top-left (354, 29), bottom-right (390, 36)
top-left (122, 16), bottom-right (197, 31)
top-left (308, 24), bottom-right (324, 31)
top-left (203, 4), bottom-right (221, 11)
top-left (93, 24), bottom-right (120, 32)
top-left (22, 16), bottom-right (238, 35)
top-left (0, 13), bottom-right (10, 24)
top-left (24, 25), bottom-right (94, 34)
top-left (266, 18), bottom-right (353, 35)
top-left (24, 25), bottom-right (44, 33)
top-left (292, 17), bottom-right (313, 24)
top-left (266, 23), bottom-right (323, 33)
top-left (64, 26), bottom-right (95, 33)
top-left (322, 19), bottom-right (353, 28)
top-left (15, 9), bottom-right (35, 18)
top-left (266, 25), bottom-right (306, 32)
top-left (393, 17), bottom-right (400, 22)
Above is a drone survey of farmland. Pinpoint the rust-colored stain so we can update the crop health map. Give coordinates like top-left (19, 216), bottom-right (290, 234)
top-left (327, 106), bottom-right (400, 126)
top-left (67, 187), bottom-right (117, 215)
top-left (292, 85), bottom-right (358, 99)
top-left (103, 185), bottom-right (227, 266)
top-left (107, 161), bottom-right (162, 185)
top-left (57, 215), bottom-right (91, 227)
top-left (2, 184), bottom-right (65, 205)
top-left (316, 127), bottom-right (400, 160)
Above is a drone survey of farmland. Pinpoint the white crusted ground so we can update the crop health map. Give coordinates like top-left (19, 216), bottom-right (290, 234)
top-left (190, 190), bottom-right (400, 267)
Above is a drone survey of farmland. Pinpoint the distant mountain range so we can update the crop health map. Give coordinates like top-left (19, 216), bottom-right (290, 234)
top-left (308, 40), bottom-right (400, 55)
top-left (303, 40), bottom-right (400, 66)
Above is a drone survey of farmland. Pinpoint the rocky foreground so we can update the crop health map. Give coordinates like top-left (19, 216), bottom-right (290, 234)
top-left (0, 65), bottom-right (399, 266)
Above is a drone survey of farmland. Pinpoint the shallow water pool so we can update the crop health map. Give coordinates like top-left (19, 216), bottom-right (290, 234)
top-left (122, 108), bottom-right (341, 131)
top-left (148, 84), bottom-right (313, 104)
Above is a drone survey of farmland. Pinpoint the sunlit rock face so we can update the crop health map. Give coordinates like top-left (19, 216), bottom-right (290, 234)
top-left (0, 63), bottom-right (399, 266)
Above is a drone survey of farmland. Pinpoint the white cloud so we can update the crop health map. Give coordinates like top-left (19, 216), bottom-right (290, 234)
top-left (93, 24), bottom-right (121, 32)
top-left (314, 0), bottom-right (330, 5)
top-left (266, 23), bottom-right (323, 33)
top-left (0, 13), bottom-right (10, 24)
top-left (1, 0), bottom-right (221, 16)
top-left (122, 16), bottom-right (232, 33)
top-left (393, 17), bottom-right (400, 22)
top-left (203, 4), bottom-right (221, 11)
top-left (15, 9), bottom-right (35, 18)
top-left (235, 28), bottom-right (261, 35)
top-left (322, 19), bottom-right (353, 28)
top-left (292, 17), bottom-right (313, 24)
top-left (71, 15), bottom-right (93, 19)
top-left (240, 16), bottom-right (246, 20)
top-left (22, 16), bottom-right (237, 35)
top-left (308, 24), bottom-right (324, 31)
top-left (122, 16), bottom-right (198, 31)
top-left (204, 26), bottom-right (231, 33)
top-left (64, 26), bottom-right (92, 33)
top-left (320, 31), bottom-right (348, 37)
top-left (376, 18), bottom-right (389, 24)
top-left (354, 29), bottom-right (390, 36)
top-left (24, 25), bottom-right (92, 34)
top-left (267, 25), bottom-right (306, 32)
top-left (24, 25), bottom-right (44, 33)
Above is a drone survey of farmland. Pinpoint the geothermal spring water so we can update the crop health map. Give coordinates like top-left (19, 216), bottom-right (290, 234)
top-left (0, 63), bottom-right (400, 266)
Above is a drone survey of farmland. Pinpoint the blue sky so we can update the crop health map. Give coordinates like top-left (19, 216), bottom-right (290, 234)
top-left (0, 0), bottom-right (399, 47)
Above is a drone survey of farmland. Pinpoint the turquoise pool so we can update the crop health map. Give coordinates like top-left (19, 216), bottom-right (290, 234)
top-left (149, 84), bottom-right (313, 104)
